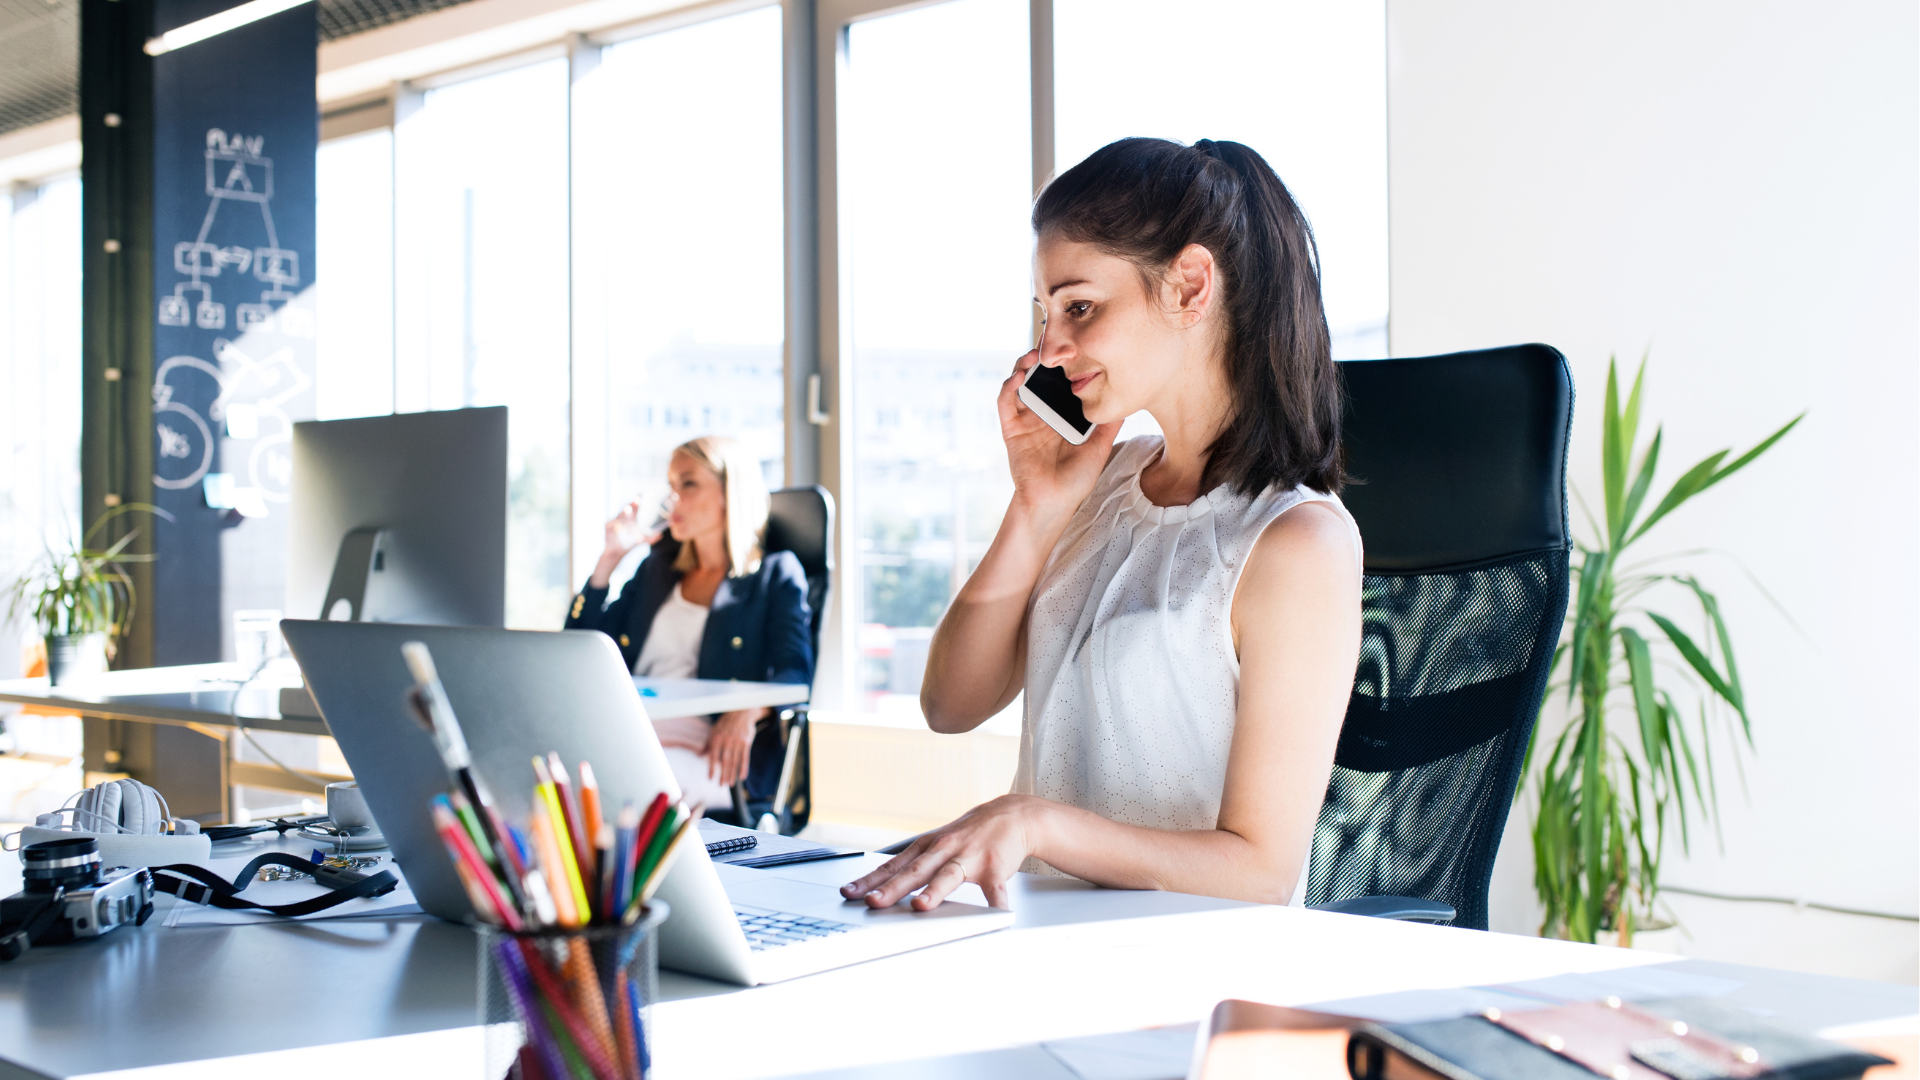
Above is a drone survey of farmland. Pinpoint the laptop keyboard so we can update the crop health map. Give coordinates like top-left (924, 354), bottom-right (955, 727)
top-left (734, 905), bottom-right (858, 951)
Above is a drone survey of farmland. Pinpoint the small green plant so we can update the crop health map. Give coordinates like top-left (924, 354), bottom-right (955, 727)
top-left (1530, 358), bottom-right (1800, 944)
top-left (4, 504), bottom-right (163, 655)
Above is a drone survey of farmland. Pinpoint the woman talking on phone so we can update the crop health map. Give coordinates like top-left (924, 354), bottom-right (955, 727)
top-left (842, 138), bottom-right (1362, 910)
top-left (566, 436), bottom-right (812, 811)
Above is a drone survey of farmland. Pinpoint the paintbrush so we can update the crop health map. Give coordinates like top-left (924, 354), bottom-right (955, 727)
top-left (401, 641), bottom-right (528, 918)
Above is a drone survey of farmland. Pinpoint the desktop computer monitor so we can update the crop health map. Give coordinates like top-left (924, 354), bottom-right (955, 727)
top-left (288, 407), bottom-right (508, 627)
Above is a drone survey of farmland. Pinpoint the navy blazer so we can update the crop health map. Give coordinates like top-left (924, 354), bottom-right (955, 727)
top-left (566, 538), bottom-right (813, 689)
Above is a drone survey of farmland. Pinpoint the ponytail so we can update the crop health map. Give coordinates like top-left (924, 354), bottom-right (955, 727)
top-left (1032, 137), bottom-right (1342, 496)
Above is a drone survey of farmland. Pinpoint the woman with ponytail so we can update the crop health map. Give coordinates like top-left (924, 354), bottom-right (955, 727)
top-left (841, 138), bottom-right (1361, 909)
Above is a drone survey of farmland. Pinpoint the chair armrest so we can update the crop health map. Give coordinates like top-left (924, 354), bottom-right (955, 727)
top-left (1307, 895), bottom-right (1456, 922)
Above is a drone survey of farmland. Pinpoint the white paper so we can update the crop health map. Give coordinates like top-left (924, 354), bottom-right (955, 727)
top-left (163, 853), bottom-right (421, 927)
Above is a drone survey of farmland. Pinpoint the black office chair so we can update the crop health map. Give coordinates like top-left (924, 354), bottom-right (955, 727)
top-left (730, 485), bottom-right (834, 834)
top-left (1303, 344), bottom-right (1572, 929)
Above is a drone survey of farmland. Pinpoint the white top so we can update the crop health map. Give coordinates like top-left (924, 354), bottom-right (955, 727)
top-left (1014, 437), bottom-right (1362, 890)
top-left (633, 584), bottom-right (709, 680)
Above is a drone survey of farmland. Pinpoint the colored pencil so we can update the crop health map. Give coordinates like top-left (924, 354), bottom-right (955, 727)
top-left (578, 762), bottom-right (605, 855)
top-left (522, 866), bottom-right (559, 928)
top-left (527, 792), bottom-right (580, 928)
top-left (534, 756), bottom-right (593, 925)
top-left (604, 801), bottom-right (636, 920)
top-left (634, 810), bottom-right (697, 910)
top-left (633, 802), bottom-right (683, 893)
top-left (610, 969), bottom-right (638, 1080)
top-left (448, 788), bottom-right (495, 864)
top-left (596, 821), bottom-right (618, 922)
top-left (514, 937), bottom-right (623, 1080)
top-left (485, 801), bottom-right (536, 906)
top-left (626, 793), bottom-right (669, 905)
top-left (495, 938), bottom-right (570, 1080)
top-left (450, 788), bottom-right (536, 926)
top-left (433, 800), bottom-right (516, 929)
top-left (435, 796), bottom-right (523, 931)
top-left (446, 848), bottom-right (500, 925)
top-left (547, 754), bottom-right (597, 913)
top-left (564, 937), bottom-right (619, 1070)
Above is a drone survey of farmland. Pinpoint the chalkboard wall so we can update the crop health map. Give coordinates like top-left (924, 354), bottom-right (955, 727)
top-left (148, 0), bottom-right (317, 664)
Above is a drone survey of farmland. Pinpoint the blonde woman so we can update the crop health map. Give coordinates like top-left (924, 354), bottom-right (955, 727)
top-left (566, 436), bottom-right (813, 810)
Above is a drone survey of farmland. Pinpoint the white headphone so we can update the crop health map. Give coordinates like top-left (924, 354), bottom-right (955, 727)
top-left (37, 779), bottom-right (201, 836)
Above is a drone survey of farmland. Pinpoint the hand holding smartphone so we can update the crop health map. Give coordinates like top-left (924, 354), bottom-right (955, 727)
top-left (1017, 321), bottom-right (1095, 445)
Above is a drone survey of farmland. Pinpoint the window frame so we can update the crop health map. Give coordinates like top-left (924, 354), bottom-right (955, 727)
top-left (806, 0), bottom-right (1053, 708)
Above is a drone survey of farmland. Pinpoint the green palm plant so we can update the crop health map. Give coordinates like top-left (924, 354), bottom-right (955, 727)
top-left (4, 504), bottom-right (163, 657)
top-left (1530, 358), bottom-right (1800, 945)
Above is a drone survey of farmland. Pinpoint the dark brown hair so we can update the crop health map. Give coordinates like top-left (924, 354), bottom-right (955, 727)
top-left (1033, 137), bottom-right (1342, 496)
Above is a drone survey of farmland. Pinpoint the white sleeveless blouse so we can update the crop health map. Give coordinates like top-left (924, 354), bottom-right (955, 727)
top-left (1014, 437), bottom-right (1362, 881)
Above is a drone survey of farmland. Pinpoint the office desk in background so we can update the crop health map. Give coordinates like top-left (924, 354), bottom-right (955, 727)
top-left (0, 663), bottom-right (809, 730)
top-left (0, 663), bottom-right (810, 813)
top-left (0, 844), bottom-right (1910, 1080)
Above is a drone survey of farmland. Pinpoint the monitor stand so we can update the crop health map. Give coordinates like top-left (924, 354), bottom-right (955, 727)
top-left (319, 526), bottom-right (388, 622)
top-left (283, 527), bottom-right (390, 718)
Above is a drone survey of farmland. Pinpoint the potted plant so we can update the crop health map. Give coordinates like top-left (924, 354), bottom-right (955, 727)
top-left (4, 505), bottom-right (163, 685)
top-left (1530, 358), bottom-right (1799, 945)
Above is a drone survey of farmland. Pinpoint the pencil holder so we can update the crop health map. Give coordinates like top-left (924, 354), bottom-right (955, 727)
top-left (478, 903), bottom-right (669, 1080)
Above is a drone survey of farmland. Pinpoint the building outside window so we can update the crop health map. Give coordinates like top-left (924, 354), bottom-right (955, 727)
top-left (315, 127), bottom-right (394, 422)
top-left (0, 172), bottom-right (85, 820)
top-left (395, 60), bottom-right (573, 629)
top-left (573, 5), bottom-right (787, 596)
top-left (841, 0), bottom-right (1033, 716)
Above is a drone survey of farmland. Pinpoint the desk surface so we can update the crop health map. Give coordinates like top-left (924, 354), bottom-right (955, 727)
top-left (0, 843), bottom-right (1911, 1080)
top-left (0, 663), bottom-right (810, 736)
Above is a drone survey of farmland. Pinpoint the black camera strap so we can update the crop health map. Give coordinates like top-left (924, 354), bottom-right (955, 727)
top-left (151, 854), bottom-right (398, 917)
top-left (0, 888), bottom-right (68, 961)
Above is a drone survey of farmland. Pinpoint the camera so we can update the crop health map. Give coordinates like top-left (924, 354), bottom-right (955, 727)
top-left (0, 837), bottom-right (153, 961)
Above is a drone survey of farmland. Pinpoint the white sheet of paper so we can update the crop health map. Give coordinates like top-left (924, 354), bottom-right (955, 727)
top-left (163, 853), bottom-right (422, 927)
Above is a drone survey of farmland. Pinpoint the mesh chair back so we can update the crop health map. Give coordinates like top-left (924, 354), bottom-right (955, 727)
top-left (764, 485), bottom-right (834, 662)
top-left (1305, 345), bottom-right (1573, 930)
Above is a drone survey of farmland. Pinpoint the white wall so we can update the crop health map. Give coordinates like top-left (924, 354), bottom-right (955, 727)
top-left (1386, 1), bottom-right (1919, 981)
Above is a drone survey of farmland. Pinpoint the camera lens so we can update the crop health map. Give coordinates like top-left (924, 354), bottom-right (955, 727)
top-left (22, 837), bottom-right (102, 892)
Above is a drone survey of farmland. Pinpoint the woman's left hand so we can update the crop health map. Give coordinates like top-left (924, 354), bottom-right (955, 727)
top-left (839, 795), bottom-right (1042, 910)
top-left (705, 708), bottom-right (764, 787)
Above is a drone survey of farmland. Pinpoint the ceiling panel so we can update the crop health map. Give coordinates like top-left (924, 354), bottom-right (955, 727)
top-left (0, 0), bottom-right (482, 139)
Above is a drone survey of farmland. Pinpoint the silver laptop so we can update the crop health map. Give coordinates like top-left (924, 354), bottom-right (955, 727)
top-left (279, 620), bottom-right (1011, 985)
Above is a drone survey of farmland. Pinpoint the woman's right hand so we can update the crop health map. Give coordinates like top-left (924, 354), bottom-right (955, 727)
top-left (589, 501), bottom-right (660, 588)
top-left (997, 350), bottom-right (1119, 525)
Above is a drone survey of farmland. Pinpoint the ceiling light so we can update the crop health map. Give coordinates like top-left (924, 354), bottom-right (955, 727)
top-left (144, 0), bottom-right (315, 57)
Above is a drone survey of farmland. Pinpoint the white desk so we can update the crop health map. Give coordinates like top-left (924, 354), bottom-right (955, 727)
top-left (0, 661), bottom-right (328, 737)
top-left (633, 676), bottom-right (811, 721)
top-left (0, 665), bottom-right (809, 815)
top-left (0, 845), bottom-right (1910, 1080)
top-left (0, 664), bottom-right (809, 731)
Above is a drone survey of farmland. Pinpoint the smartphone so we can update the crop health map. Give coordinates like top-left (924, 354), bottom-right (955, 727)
top-left (1019, 363), bottom-right (1093, 445)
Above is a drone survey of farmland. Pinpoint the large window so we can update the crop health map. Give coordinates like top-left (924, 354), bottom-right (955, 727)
top-left (395, 60), bottom-right (573, 629)
top-left (573, 6), bottom-right (787, 593)
top-left (315, 128), bottom-right (395, 421)
top-left (841, 0), bottom-right (1033, 714)
top-left (0, 175), bottom-right (83, 587)
top-left (0, 174), bottom-right (85, 820)
top-left (1055, 0), bottom-right (1388, 358)
top-left (295, 0), bottom-right (1390, 720)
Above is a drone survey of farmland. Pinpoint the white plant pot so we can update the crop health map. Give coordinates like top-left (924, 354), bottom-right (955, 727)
top-left (45, 632), bottom-right (109, 686)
